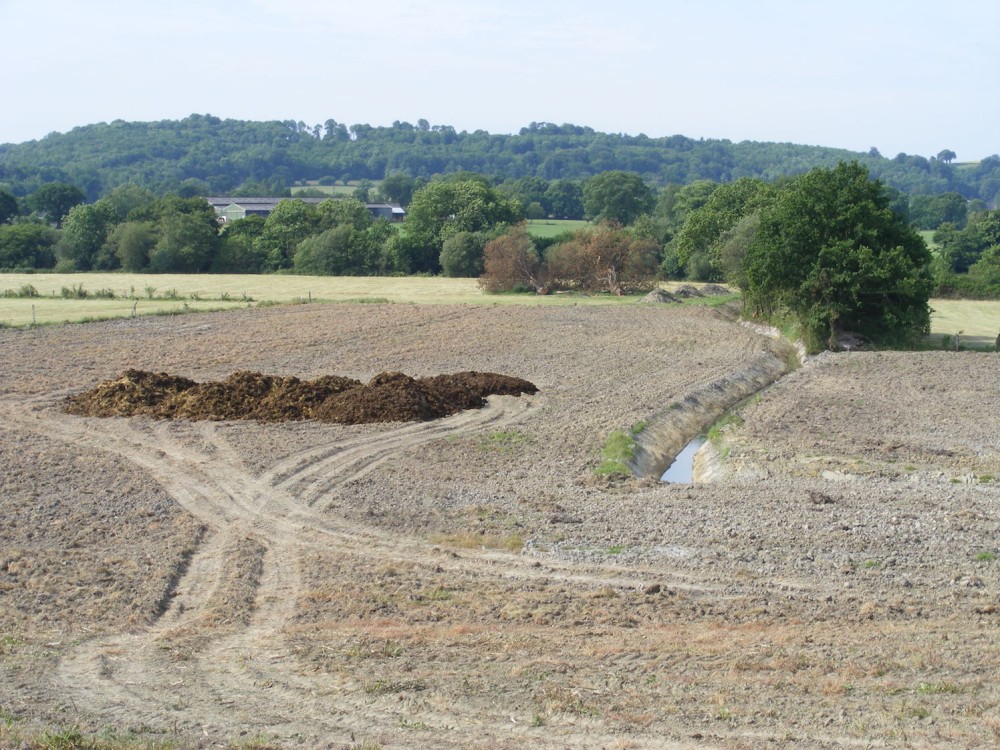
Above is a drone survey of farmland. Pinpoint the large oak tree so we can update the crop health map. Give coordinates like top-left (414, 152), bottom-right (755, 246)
top-left (742, 162), bottom-right (934, 352)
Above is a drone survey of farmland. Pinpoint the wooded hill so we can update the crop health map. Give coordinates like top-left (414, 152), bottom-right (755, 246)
top-left (1, 115), bottom-right (997, 205)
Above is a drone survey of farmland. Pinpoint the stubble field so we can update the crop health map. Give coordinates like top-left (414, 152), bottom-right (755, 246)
top-left (0, 300), bottom-right (997, 749)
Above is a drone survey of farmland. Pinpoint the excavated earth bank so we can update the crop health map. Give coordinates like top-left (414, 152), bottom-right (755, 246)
top-left (0, 302), bottom-right (997, 750)
top-left (630, 350), bottom-right (792, 478)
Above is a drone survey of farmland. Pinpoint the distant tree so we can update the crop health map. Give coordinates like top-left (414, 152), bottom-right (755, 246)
top-left (232, 179), bottom-right (274, 197)
top-left (378, 173), bottom-right (417, 206)
top-left (524, 202), bottom-right (545, 220)
top-left (672, 177), bottom-right (775, 280)
top-left (653, 180), bottom-right (719, 242)
top-left (968, 244), bottom-right (1000, 286)
top-left (0, 188), bottom-right (18, 224)
top-left (972, 208), bottom-right (1000, 246)
top-left (401, 179), bottom-right (523, 273)
top-left (57, 200), bottom-right (118, 270)
top-left (103, 184), bottom-right (156, 221)
top-left (293, 218), bottom-right (391, 276)
top-left (212, 232), bottom-right (267, 273)
top-left (213, 215), bottom-right (268, 273)
top-left (908, 192), bottom-right (968, 230)
top-left (743, 162), bottom-right (934, 351)
top-left (27, 183), bottom-right (86, 226)
top-left (438, 171), bottom-right (494, 186)
top-left (713, 213), bottom-right (761, 288)
top-left (106, 221), bottom-right (157, 272)
top-left (937, 149), bottom-right (957, 164)
top-left (868, 146), bottom-right (882, 158)
top-left (0, 222), bottom-right (59, 269)
top-left (479, 226), bottom-right (543, 293)
top-left (545, 222), bottom-right (660, 294)
top-left (176, 178), bottom-right (211, 198)
top-left (544, 180), bottom-right (584, 219)
top-left (292, 188), bottom-right (329, 199)
top-left (148, 212), bottom-right (218, 272)
top-left (129, 194), bottom-right (219, 225)
top-left (317, 197), bottom-right (372, 231)
top-left (501, 176), bottom-right (550, 214)
top-left (294, 226), bottom-right (367, 275)
top-left (352, 179), bottom-right (373, 203)
top-left (934, 223), bottom-right (981, 274)
top-left (934, 209), bottom-right (1000, 274)
top-left (440, 231), bottom-right (488, 277)
top-left (582, 171), bottom-right (654, 225)
top-left (3, 117), bottom-right (1000, 209)
top-left (323, 119), bottom-right (349, 141)
top-left (254, 199), bottom-right (320, 270)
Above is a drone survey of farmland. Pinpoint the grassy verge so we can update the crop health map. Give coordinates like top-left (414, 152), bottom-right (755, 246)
top-left (594, 421), bottom-right (646, 477)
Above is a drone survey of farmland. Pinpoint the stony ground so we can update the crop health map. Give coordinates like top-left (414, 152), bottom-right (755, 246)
top-left (0, 301), bottom-right (997, 749)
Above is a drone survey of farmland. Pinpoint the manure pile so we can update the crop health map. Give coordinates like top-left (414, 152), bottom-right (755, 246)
top-left (65, 369), bottom-right (537, 424)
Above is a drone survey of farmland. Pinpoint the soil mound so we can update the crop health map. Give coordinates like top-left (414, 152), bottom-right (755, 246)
top-left (700, 283), bottom-right (731, 296)
top-left (66, 370), bottom-right (537, 425)
top-left (639, 289), bottom-right (679, 304)
top-left (673, 284), bottom-right (704, 299)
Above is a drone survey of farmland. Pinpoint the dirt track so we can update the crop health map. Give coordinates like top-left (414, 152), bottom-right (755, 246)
top-left (0, 302), bottom-right (997, 749)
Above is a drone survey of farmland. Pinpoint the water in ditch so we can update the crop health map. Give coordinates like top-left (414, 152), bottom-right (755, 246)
top-left (660, 436), bottom-right (707, 484)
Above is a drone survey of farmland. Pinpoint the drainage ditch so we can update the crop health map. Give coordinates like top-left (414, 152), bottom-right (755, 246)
top-left (659, 435), bottom-right (707, 484)
top-left (630, 349), bottom-right (794, 481)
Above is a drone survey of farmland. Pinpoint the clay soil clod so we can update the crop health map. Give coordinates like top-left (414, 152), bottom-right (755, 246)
top-left (64, 369), bottom-right (538, 425)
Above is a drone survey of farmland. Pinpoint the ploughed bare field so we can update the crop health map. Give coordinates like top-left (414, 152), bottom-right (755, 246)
top-left (0, 302), bottom-right (997, 749)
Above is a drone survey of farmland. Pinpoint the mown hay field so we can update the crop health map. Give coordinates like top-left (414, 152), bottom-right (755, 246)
top-left (929, 298), bottom-right (1000, 346)
top-left (0, 273), bottom-right (726, 327)
top-left (1, 273), bottom-right (995, 347)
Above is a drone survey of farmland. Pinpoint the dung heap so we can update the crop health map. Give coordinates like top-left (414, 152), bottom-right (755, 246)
top-left (65, 369), bottom-right (538, 425)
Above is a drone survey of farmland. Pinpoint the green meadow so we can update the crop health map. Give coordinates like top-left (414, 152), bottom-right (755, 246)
top-left (524, 219), bottom-right (590, 238)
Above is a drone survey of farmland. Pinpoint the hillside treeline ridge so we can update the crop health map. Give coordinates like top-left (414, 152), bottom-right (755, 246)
top-left (1, 114), bottom-right (997, 205)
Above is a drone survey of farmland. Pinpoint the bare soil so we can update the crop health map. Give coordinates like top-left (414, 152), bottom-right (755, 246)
top-left (0, 302), bottom-right (997, 749)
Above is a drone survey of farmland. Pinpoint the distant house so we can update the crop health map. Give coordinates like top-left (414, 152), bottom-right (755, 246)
top-left (205, 196), bottom-right (405, 223)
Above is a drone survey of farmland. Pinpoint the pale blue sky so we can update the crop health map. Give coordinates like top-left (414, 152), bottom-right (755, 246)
top-left (2, 0), bottom-right (997, 159)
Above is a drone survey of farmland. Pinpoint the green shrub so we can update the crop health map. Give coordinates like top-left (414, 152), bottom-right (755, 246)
top-left (60, 283), bottom-right (87, 299)
top-left (1, 284), bottom-right (39, 298)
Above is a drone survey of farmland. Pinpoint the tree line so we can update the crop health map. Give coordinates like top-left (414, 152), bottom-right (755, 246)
top-left (2, 114), bottom-right (998, 206)
top-left (3, 165), bottom-right (998, 352)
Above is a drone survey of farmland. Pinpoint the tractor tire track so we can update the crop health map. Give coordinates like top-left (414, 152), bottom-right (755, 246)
top-left (1, 390), bottom-right (730, 745)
